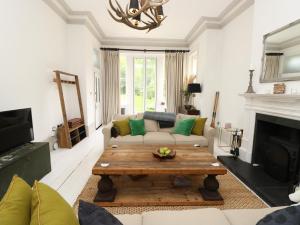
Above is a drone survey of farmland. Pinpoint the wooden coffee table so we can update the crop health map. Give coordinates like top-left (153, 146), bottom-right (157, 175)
top-left (92, 145), bottom-right (227, 206)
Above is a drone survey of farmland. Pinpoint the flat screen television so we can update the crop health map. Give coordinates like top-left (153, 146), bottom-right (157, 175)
top-left (0, 108), bottom-right (34, 155)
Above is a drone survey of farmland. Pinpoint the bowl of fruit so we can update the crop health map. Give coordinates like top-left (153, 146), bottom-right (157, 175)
top-left (152, 147), bottom-right (176, 160)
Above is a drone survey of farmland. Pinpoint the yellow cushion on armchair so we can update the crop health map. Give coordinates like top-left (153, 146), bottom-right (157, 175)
top-left (30, 181), bottom-right (79, 225)
top-left (0, 175), bottom-right (32, 225)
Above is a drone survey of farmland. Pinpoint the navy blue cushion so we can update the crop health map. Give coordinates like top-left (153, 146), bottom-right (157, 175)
top-left (78, 201), bottom-right (123, 225)
top-left (257, 205), bottom-right (300, 225)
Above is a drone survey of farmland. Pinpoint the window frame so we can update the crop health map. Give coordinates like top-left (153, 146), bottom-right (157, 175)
top-left (120, 52), bottom-right (164, 114)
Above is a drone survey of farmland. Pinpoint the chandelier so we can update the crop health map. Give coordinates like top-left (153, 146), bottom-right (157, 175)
top-left (108, 0), bottom-right (169, 32)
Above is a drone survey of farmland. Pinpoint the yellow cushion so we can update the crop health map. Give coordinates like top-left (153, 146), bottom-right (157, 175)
top-left (113, 118), bottom-right (131, 136)
top-left (0, 175), bottom-right (32, 225)
top-left (192, 117), bottom-right (207, 136)
top-left (30, 181), bottom-right (79, 225)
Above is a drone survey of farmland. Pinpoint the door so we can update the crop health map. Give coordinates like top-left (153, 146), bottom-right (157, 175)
top-left (133, 56), bottom-right (157, 114)
top-left (94, 70), bottom-right (102, 129)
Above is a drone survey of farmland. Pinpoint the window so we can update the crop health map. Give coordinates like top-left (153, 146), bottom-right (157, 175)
top-left (145, 58), bottom-right (157, 111)
top-left (120, 53), bottom-right (165, 114)
top-left (134, 58), bottom-right (145, 113)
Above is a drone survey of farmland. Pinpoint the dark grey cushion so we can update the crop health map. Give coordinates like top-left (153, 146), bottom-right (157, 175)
top-left (78, 201), bottom-right (123, 225)
top-left (111, 127), bottom-right (119, 138)
top-left (257, 205), bottom-right (300, 225)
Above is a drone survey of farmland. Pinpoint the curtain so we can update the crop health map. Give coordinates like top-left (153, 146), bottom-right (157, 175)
top-left (165, 52), bottom-right (187, 113)
top-left (101, 50), bottom-right (120, 124)
top-left (263, 54), bottom-right (281, 80)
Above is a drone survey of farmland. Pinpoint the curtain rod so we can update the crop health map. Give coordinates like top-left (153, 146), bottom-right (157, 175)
top-left (100, 47), bottom-right (190, 53)
top-left (266, 52), bottom-right (284, 56)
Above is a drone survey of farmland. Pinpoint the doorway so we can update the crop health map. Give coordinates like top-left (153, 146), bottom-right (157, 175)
top-left (94, 70), bottom-right (102, 129)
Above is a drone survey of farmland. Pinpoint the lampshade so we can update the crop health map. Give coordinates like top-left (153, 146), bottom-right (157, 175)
top-left (188, 83), bottom-right (202, 93)
top-left (129, 0), bottom-right (139, 14)
top-left (157, 5), bottom-right (164, 20)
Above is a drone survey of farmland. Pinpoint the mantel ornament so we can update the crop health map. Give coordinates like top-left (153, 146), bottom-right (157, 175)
top-left (245, 70), bottom-right (256, 94)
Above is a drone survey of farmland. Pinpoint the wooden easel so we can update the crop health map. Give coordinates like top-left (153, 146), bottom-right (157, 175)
top-left (210, 91), bottom-right (220, 128)
top-left (53, 71), bottom-right (86, 148)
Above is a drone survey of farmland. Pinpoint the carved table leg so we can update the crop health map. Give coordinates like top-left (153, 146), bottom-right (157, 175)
top-left (199, 175), bottom-right (223, 201)
top-left (94, 175), bottom-right (117, 202)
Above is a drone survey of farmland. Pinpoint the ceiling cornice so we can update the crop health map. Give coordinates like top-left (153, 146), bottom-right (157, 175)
top-left (42, 0), bottom-right (106, 43)
top-left (185, 0), bottom-right (255, 44)
top-left (42, 0), bottom-right (254, 47)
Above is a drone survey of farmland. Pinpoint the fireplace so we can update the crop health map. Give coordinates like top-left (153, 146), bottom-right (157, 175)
top-left (252, 114), bottom-right (300, 187)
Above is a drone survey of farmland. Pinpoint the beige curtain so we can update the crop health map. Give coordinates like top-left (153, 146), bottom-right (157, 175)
top-left (101, 50), bottom-right (120, 124)
top-left (263, 54), bottom-right (281, 80)
top-left (165, 52), bottom-right (186, 113)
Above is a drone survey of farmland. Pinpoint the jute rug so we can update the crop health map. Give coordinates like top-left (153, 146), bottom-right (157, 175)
top-left (74, 172), bottom-right (267, 215)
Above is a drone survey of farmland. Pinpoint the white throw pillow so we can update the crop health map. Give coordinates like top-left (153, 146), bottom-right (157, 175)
top-left (144, 119), bottom-right (159, 132)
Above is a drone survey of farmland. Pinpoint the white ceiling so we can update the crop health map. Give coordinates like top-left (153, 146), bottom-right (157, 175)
top-left (64, 0), bottom-right (233, 40)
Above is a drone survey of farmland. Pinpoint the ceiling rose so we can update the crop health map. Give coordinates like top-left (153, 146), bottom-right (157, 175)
top-left (108, 0), bottom-right (169, 32)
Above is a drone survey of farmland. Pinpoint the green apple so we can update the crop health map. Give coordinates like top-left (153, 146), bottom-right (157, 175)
top-left (159, 147), bottom-right (170, 156)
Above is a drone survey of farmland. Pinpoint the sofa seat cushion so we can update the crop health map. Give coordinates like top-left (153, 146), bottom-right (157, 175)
top-left (115, 214), bottom-right (142, 225)
top-left (173, 134), bottom-right (208, 146)
top-left (144, 132), bottom-right (175, 145)
top-left (158, 127), bottom-right (174, 133)
top-left (110, 135), bottom-right (144, 145)
top-left (223, 207), bottom-right (285, 225)
top-left (142, 208), bottom-right (231, 225)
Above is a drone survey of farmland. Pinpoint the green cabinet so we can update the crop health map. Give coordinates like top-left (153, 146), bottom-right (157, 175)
top-left (0, 142), bottom-right (51, 198)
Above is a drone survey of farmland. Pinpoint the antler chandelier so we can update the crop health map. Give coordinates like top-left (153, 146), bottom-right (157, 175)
top-left (108, 0), bottom-right (169, 32)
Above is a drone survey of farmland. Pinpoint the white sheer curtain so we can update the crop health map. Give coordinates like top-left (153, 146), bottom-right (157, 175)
top-left (101, 50), bottom-right (120, 124)
top-left (165, 51), bottom-right (187, 113)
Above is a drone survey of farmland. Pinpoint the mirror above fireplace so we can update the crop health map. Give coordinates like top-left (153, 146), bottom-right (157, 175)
top-left (260, 19), bottom-right (300, 83)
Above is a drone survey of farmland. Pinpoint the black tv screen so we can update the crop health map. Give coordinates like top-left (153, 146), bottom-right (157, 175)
top-left (0, 108), bottom-right (34, 154)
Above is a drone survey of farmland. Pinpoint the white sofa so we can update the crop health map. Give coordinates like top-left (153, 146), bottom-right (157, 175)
top-left (102, 113), bottom-right (215, 153)
top-left (115, 207), bottom-right (282, 225)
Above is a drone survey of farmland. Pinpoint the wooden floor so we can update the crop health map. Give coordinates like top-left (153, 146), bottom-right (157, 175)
top-left (95, 175), bottom-right (224, 207)
top-left (41, 129), bottom-right (103, 205)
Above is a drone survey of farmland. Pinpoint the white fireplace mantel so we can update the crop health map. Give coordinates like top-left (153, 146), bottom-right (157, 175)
top-left (240, 93), bottom-right (300, 121)
top-left (240, 93), bottom-right (300, 102)
top-left (237, 93), bottom-right (300, 163)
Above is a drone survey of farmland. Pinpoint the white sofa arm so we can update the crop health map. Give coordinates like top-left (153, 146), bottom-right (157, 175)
top-left (203, 125), bottom-right (216, 154)
top-left (102, 122), bottom-right (113, 149)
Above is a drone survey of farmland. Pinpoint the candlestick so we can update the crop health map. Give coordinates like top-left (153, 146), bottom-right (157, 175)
top-left (245, 70), bottom-right (256, 94)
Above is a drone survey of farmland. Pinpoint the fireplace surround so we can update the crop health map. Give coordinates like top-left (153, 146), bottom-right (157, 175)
top-left (252, 113), bottom-right (300, 185)
top-left (218, 94), bottom-right (300, 206)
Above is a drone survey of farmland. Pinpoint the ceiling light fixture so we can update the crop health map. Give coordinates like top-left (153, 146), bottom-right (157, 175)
top-left (108, 0), bottom-right (169, 32)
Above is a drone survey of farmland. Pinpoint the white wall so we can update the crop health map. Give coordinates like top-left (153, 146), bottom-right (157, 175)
top-left (218, 6), bottom-right (254, 128)
top-left (190, 30), bottom-right (221, 120)
top-left (66, 25), bottom-right (101, 134)
top-left (251, 0), bottom-right (300, 94)
top-left (189, 6), bottom-right (254, 129)
top-left (0, 0), bottom-right (100, 142)
top-left (0, 0), bottom-right (67, 141)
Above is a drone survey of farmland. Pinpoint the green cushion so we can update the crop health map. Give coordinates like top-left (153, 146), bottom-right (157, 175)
top-left (30, 181), bottom-right (79, 225)
top-left (113, 119), bottom-right (131, 136)
top-left (0, 175), bottom-right (32, 225)
top-left (192, 117), bottom-right (207, 136)
top-left (173, 118), bottom-right (196, 136)
top-left (129, 119), bottom-right (146, 136)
